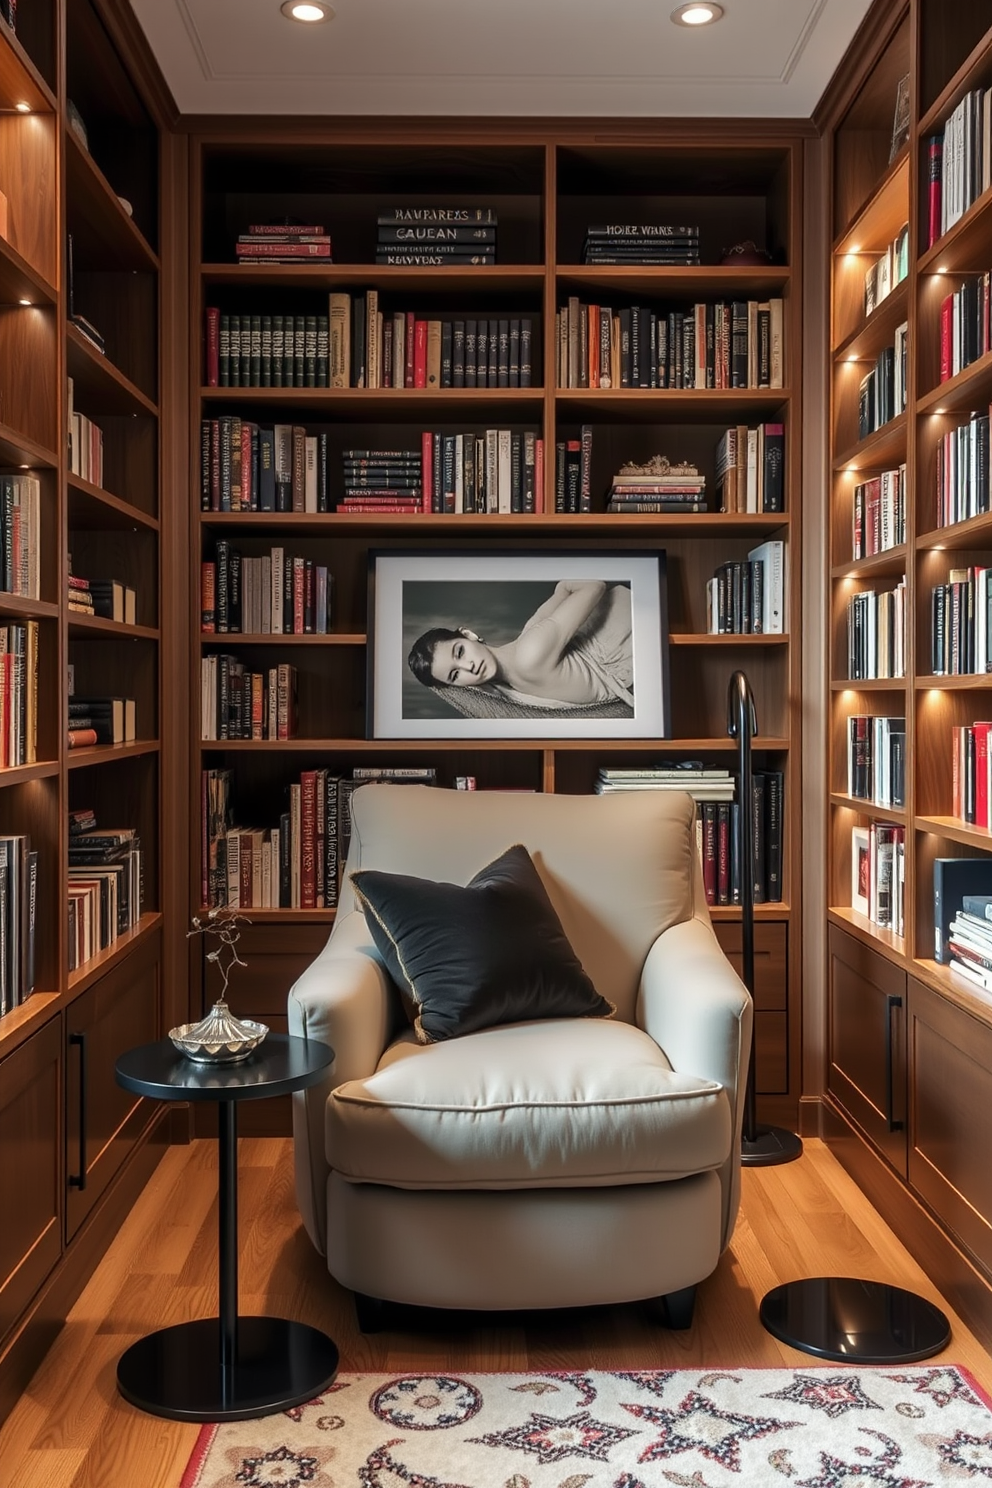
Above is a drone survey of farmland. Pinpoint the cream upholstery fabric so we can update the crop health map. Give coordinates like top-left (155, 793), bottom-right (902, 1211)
top-left (289, 785), bottom-right (751, 1312)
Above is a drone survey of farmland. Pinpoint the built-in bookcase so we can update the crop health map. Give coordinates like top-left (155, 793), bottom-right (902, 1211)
top-left (189, 122), bottom-right (804, 1135)
top-left (823, 0), bottom-right (992, 1346)
top-left (0, 0), bottom-right (168, 1427)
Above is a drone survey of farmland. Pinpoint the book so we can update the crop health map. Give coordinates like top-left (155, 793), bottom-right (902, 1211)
top-left (934, 857), bottom-right (992, 962)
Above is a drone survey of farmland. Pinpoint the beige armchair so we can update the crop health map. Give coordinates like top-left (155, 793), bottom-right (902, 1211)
top-left (288, 785), bottom-right (751, 1328)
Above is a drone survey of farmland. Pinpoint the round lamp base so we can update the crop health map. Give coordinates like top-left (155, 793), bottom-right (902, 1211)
top-left (760, 1277), bottom-right (951, 1364)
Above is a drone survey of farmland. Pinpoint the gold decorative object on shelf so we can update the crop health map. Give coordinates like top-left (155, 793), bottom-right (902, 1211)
top-left (617, 455), bottom-right (700, 477)
top-left (171, 909), bottom-right (267, 1063)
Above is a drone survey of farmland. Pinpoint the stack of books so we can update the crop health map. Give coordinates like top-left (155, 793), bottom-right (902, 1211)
top-left (67, 569), bottom-right (136, 624)
top-left (235, 223), bottom-right (331, 264)
top-left (68, 820), bottom-right (142, 973)
top-left (67, 695), bottom-right (136, 748)
top-left (375, 207), bottom-right (497, 266)
top-left (595, 765), bottom-right (734, 801)
top-left (582, 223), bottom-right (700, 266)
top-left (67, 572), bottom-right (93, 615)
top-left (340, 447), bottom-right (422, 514)
top-left (947, 894), bottom-right (992, 994)
top-left (606, 457), bottom-right (706, 515)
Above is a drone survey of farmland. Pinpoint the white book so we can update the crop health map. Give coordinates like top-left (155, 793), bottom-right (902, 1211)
top-left (289, 782), bottom-right (301, 909)
top-left (769, 298), bottom-right (784, 387)
top-left (392, 312), bottom-right (405, 388)
top-left (269, 827), bottom-right (280, 907)
top-left (267, 666), bottom-right (278, 740)
top-left (271, 546), bottom-right (284, 634)
top-left (746, 428), bottom-right (758, 511)
top-left (497, 429), bottom-right (512, 513)
top-left (304, 435), bottom-right (318, 513)
top-left (485, 430), bottom-right (499, 513)
top-left (747, 539), bottom-right (785, 633)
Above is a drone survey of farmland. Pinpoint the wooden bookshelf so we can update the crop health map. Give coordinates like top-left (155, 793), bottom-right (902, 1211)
top-left (820, 0), bottom-right (992, 1344)
top-left (0, 0), bottom-right (172, 1430)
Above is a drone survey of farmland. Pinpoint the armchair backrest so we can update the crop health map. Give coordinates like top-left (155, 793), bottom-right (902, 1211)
top-left (339, 785), bottom-right (705, 1024)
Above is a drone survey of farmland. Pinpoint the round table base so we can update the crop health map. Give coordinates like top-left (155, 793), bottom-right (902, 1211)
top-left (117, 1316), bottom-right (340, 1421)
top-left (760, 1277), bottom-right (951, 1364)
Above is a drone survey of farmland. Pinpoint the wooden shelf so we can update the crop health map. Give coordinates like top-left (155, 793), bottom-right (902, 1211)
top-left (0, 29), bottom-right (56, 114)
top-left (0, 593), bottom-right (58, 621)
top-left (709, 903), bottom-right (790, 920)
top-left (0, 420), bottom-right (57, 470)
top-left (0, 992), bottom-right (61, 1060)
top-left (201, 735), bottom-right (791, 754)
top-left (66, 132), bottom-right (159, 273)
top-left (556, 388), bottom-right (789, 419)
top-left (0, 236), bottom-right (56, 308)
top-left (831, 677), bottom-right (906, 691)
top-left (200, 510), bottom-right (790, 536)
top-left (918, 347), bottom-right (992, 417)
top-left (828, 905), bottom-right (907, 963)
top-left (832, 412), bottom-right (907, 473)
top-left (555, 265), bottom-right (791, 298)
top-left (0, 760), bottom-right (59, 786)
top-left (916, 815), bottom-right (992, 847)
top-left (67, 474), bottom-right (159, 532)
top-left (919, 24), bottom-right (992, 136)
top-left (832, 279), bottom-right (909, 365)
top-left (67, 324), bottom-right (158, 417)
top-left (670, 633), bottom-right (788, 646)
top-left (833, 152), bottom-right (909, 257)
top-left (910, 956), bottom-right (992, 1028)
top-left (914, 674), bottom-right (992, 690)
top-left (67, 614), bottom-right (158, 641)
top-left (201, 385), bottom-right (542, 419)
top-left (65, 913), bottom-right (164, 999)
top-left (830, 793), bottom-right (907, 822)
top-left (919, 183), bottom-right (992, 274)
top-left (831, 545), bottom-right (907, 579)
top-left (66, 739), bottom-right (160, 770)
top-left (202, 631), bottom-right (365, 646)
top-left (202, 264), bottom-right (546, 293)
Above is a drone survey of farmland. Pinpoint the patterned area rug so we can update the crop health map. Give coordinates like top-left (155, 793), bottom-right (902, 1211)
top-left (180, 1365), bottom-right (992, 1487)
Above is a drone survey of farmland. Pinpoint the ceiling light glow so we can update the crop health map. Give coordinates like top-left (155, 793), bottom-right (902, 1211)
top-left (14, 102), bottom-right (30, 113)
top-left (671, 2), bottom-right (724, 25)
top-left (280, 0), bottom-right (332, 20)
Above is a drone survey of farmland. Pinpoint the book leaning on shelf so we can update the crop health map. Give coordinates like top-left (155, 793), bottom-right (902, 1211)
top-left (556, 296), bottom-right (784, 390)
top-left (200, 657), bottom-right (298, 741)
top-left (935, 410), bottom-right (992, 527)
top-left (847, 577), bottom-right (907, 680)
top-left (938, 272), bottom-right (992, 382)
top-left (846, 715), bottom-right (906, 807)
top-left (850, 822), bottom-right (905, 936)
top-left (0, 834), bottom-right (37, 1018)
top-left (203, 543), bottom-right (332, 635)
top-left (67, 822), bottom-right (142, 973)
top-left (952, 721), bottom-right (992, 826)
top-left (67, 377), bottom-right (104, 486)
top-left (863, 224), bottom-right (909, 316)
top-left (714, 424), bottom-right (784, 514)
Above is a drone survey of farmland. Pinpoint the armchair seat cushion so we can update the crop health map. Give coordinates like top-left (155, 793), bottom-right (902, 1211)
top-left (326, 1017), bottom-right (731, 1191)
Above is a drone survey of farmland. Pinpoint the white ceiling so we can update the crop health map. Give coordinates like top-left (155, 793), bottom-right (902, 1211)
top-left (129, 0), bottom-right (874, 119)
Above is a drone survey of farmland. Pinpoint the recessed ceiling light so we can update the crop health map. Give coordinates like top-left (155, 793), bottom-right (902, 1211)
top-left (281, 0), bottom-right (332, 19)
top-left (671, 2), bottom-right (724, 24)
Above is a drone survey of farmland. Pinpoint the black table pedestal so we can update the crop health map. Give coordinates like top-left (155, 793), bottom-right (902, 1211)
top-left (760, 1277), bottom-right (951, 1365)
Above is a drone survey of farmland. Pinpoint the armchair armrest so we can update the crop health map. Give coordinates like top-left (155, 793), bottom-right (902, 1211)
top-left (636, 913), bottom-right (752, 1248)
top-left (288, 909), bottom-right (394, 1254)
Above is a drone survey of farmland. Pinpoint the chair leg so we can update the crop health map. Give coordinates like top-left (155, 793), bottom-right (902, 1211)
top-left (657, 1285), bottom-right (697, 1330)
top-left (354, 1291), bottom-right (387, 1333)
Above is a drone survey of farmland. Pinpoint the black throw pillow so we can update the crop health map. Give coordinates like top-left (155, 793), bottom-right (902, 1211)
top-left (351, 843), bottom-right (614, 1044)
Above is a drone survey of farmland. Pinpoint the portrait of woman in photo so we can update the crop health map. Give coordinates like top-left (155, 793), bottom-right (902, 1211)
top-left (405, 577), bottom-right (634, 719)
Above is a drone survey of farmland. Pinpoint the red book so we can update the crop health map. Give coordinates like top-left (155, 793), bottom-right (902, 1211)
top-left (201, 561), bottom-right (216, 633)
top-left (293, 557), bottom-right (305, 634)
top-left (421, 430), bottom-right (433, 512)
top-left (927, 136), bottom-right (943, 250)
top-left (68, 728), bottom-right (98, 749)
top-left (975, 721), bottom-right (992, 829)
top-left (939, 293), bottom-right (954, 382)
top-left (205, 306), bottom-right (219, 387)
top-left (241, 420), bottom-right (253, 510)
top-left (300, 769), bottom-right (317, 909)
top-left (235, 241), bottom-right (331, 258)
top-left (209, 419), bottom-right (221, 510)
top-left (247, 224), bottom-right (326, 236)
top-left (414, 320), bottom-right (428, 388)
top-left (201, 769), bottom-right (209, 908)
top-left (405, 311), bottom-right (416, 388)
top-left (240, 833), bottom-right (253, 909)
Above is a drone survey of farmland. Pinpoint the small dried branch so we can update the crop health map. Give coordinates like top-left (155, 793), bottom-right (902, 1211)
top-left (188, 907), bottom-right (251, 1001)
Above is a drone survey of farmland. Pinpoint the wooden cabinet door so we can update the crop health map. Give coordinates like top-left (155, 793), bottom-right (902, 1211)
top-left (909, 976), bottom-right (992, 1278)
top-left (828, 926), bottom-right (907, 1176)
top-left (65, 933), bottom-right (161, 1241)
top-left (0, 1020), bottom-right (62, 1347)
top-left (714, 921), bottom-right (788, 1094)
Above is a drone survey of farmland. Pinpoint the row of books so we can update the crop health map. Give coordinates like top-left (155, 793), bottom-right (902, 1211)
top-left (67, 572), bottom-right (137, 625)
top-left (846, 578), bottom-right (907, 680)
top-left (951, 722), bottom-right (992, 828)
top-left (67, 696), bottom-right (135, 749)
top-left (201, 419), bottom-right (332, 514)
top-left (67, 377), bottom-right (104, 487)
top-left (0, 835), bottom-right (37, 1018)
top-left (376, 207), bottom-right (498, 266)
top-left (852, 467), bottom-right (906, 559)
top-left (705, 542), bottom-right (786, 635)
top-left (847, 715), bottom-right (906, 808)
top-left (930, 566), bottom-right (992, 676)
top-left (863, 224), bottom-right (909, 316)
top-left (557, 297), bottom-right (785, 390)
top-left (203, 542), bottom-right (333, 635)
top-left (0, 621), bottom-right (37, 768)
top-left (857, 324), bottom-right (908, 440)
top-left (235, 223), bottom-right (331, 263)
top-left (419, 430), bottom-right (543, 515)
top-left (581, 224), bottom-right (700, 267)
top-left (67, 822), bottom-right (142, 974)
top-left (329, 294), bottom-right (534, 389)
top-left (926, 87), bottom-right (992, 249)
top-left (201, 658), bottom-right (298, 741)
top-left (935, 411), bottom-right (992, 528)
top-left (938, 272), bottom-right (992, 383)
top-left (0, 473), bottom-right (40, 599)
top-left (851, 822), bottom-right (905, 936)
top-left (202, 765), bottom-right (438, 910)
top-left (714, 423), bottom-right (785, 514)
top-left (206, 310), bottom-right (330, 389)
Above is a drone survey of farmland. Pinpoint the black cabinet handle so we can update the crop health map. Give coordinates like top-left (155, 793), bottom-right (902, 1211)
top-left (885, 994), bottom-right (903, 1133)
top-left (69, 1032), bottom-right (87, 1190)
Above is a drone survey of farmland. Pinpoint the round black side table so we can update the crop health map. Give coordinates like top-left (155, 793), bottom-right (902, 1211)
top-left (115, 1032), bottom-right (337, 1422)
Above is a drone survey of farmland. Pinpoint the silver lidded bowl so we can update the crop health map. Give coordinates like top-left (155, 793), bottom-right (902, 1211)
top-left (169, 1000), bottom-right (268, 1063)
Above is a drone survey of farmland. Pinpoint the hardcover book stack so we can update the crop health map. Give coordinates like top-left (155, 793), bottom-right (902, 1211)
top-left (205, 309), bottom-right (330, 389)
top-left (933, 857), bottom-right (992, 964)
top-left (67, 818), bottom-right (142, 973)
top-left (67, 695), bottom-right (135, 749)
top-left (201, 656), bottom-right (298, 741)
top-left (340, 447), bottom-right (422, 514)
top-left (204, 539), bottom-right (332, 635)
top-left (951, 720), bottom-right (992, 826)
top-left (557, 296), bottom-right (784, 390)
top-left (0, 833), bottom-right (37, 1018)
top-left (201, 417), bottom-right (332, 513)
top-left (931, 565), bottom-right (992, 675)
top-left (847, 714), bottom-right (906, 807)
top-left (328, 293), bottom-right (531, 389)
top-left (375, 207), bottom-right (497, 267)
top-left (853, 466), bottom-right (906, 557)
top-left (422, 430), bottom-right (542, 515)
top-left (938, 272), bottom-right (991, 382)
top-left (582, 223), bottom-right (700, 266)
top-left (67, 568), bottom-right (136, 624)
top-left (850, 821), bottom-right (905, 934)
top-left (935, 413), bottom-right (991, 527)
top-left (706, 540), bottom-right (785, 635)
top-left (847, 578), bottom-right (907, 680)
top-left (945, 892), bottom-right (992, 994)
top-left (926, 87), bottom-right (992, 248)
top-left (714, 423), bottom-right (785, 513)
top-left (235, 222), bottom-right (331, 264)
top-left (0, 620), bottom-right (37, 767)
top-left (0, 472), bottom-right (40, 598)
top-left (857, 323), bottom-right (908, 438)
top-left (605, 457), bottom-right (706, 515)
top-left (863, 224), bottom-right (909, 315)
top-left (67, 378), bottom-right (104, 485)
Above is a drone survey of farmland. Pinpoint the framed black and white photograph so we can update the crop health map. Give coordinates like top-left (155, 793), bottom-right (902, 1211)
top-left (367, 548), bottom-right (670, 740)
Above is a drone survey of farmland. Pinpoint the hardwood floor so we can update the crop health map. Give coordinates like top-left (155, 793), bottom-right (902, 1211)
top-left (1, 1136), bottom-right (990, 1487)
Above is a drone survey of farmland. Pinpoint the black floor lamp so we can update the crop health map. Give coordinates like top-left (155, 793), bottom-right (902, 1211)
top-left (727, 670), bottom-right (952, 1362)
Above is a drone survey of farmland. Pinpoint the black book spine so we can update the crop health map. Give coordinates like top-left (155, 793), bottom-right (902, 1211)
top-left (520, 319), bottom-right (532, 388)
top-left (464, 320), bottom-right (477, 388)
top-left (441, 320), bottom-right (453, 388)
top-left (497, 319), bottom-right (510, 387)
top-left (509, 319), bottom-right (520, 387)
top-left (452, 321), bottom-right (465, 387)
